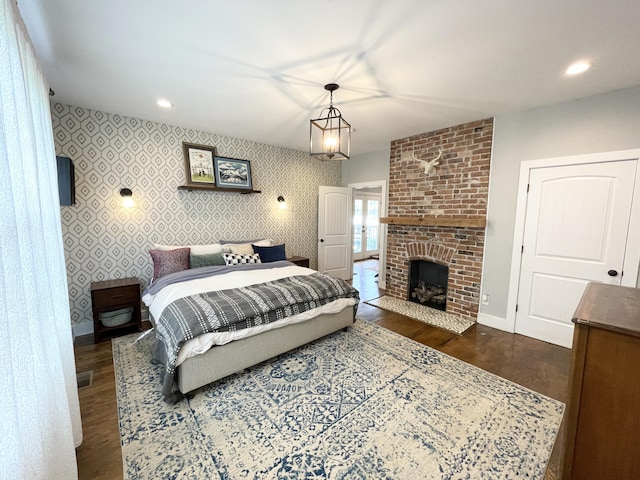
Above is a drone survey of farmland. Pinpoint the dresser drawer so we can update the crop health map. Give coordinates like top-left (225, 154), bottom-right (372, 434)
top-left (92, 285), bottom-right (139, 309)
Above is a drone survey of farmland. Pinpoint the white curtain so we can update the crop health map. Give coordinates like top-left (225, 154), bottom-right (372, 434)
top-left (0, 1), bottom-right (82, 479)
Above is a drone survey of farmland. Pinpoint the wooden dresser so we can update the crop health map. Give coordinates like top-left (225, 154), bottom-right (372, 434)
top-left (562, 282), bottom-right (640, 479)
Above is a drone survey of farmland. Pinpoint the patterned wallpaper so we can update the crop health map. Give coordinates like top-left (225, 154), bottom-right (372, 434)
top-left (51, 103), bottom-right (341, 333)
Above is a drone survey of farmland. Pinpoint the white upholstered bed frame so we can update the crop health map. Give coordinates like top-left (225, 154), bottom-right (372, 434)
top-left (174, 306), bottom-right (356, 394)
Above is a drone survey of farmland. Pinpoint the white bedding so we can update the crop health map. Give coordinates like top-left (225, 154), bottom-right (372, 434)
top-left (142, 264), bottom-right (356, 366)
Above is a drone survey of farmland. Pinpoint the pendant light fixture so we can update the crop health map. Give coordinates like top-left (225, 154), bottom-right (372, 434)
top-left (310, 83), bottom-right (351, 160)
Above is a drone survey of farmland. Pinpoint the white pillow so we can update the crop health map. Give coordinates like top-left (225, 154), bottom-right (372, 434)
top-left (220, 238), bottom-right (273, 246)
top-left (229, 243), bottom-right (255, 255)
top-left (222, 238), bottom-right (273, 253)
top-left (153, 243), bottom-right (224, 255)
top-left (252, 239), bottom-right (274, 247)
top-left (223, 253), bottom-right (262, 265)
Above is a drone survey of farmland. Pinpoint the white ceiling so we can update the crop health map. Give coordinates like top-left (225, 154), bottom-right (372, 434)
top-left (19, 0), bottom-right (640, 156)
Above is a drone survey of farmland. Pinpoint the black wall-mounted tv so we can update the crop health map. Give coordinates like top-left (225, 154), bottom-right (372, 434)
top-left (56, 156), bottom-right (75, 206)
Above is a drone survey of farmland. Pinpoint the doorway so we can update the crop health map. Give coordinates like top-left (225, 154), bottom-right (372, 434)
top-left (348, 180), bottom-right (388, 289)
top-left (353, 191), bottom-right (381, 261)
top-left (506, 149), bottom-right (640, 348)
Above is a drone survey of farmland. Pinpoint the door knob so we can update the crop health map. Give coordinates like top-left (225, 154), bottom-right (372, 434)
top-left (320, 239), bottom-right (324, 243)
top-left (607, 269), bottom-right (618, 277)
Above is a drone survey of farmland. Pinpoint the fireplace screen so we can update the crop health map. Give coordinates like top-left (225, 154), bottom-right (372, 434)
top-left (407, 260), bottom-right (448, 311)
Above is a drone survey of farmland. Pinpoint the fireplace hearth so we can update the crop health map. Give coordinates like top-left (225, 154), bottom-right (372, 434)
top-left (407, 260), bottom-right (448, 311)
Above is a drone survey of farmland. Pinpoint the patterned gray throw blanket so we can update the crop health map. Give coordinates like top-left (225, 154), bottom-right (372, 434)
top-left (153, 272), bottom-right (359, 402)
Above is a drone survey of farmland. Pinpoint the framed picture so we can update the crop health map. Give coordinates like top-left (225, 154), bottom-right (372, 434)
top-left (213, 156), bottom-right (253, 190)
top-left (182, 142), bottom-right (216, 184)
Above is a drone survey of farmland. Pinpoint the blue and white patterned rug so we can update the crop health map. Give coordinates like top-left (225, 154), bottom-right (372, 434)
top-left (113, 320), bottom-right (563, 479)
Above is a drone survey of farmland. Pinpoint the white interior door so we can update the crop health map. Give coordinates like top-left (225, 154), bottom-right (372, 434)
top-left (353, 194), bottom-right (380, 261)
top-left (318, 186), bottom-right (353, 279)
top-left (515, 160), bottom-right (637, 347)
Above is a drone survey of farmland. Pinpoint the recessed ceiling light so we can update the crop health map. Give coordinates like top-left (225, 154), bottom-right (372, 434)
top-left (156, 98), bottom-right (173, 108)
top-left (565, 61), bottom-right (591, 76)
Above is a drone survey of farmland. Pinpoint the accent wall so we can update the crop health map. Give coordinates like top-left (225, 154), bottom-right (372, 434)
top-left (51, 103), bottom-right (341, 336)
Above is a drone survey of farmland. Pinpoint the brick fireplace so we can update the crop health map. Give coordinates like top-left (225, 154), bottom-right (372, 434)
top-left (384, 118), bottom-right (493, 321)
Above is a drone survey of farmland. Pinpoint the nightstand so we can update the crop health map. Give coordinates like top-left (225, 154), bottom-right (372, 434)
top-left (90, 277), bottom-right (142, 343)
top-left (287, 256), bottom-right (310, 268)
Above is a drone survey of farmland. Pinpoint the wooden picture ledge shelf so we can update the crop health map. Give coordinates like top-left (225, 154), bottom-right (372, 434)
top-left (380, 215), bottom-right (486, 228)
top-left (178, 185), bottom-right (261, 194)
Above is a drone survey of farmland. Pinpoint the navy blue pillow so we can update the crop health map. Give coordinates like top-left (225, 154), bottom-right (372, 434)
top-left (252, 244), bottom-right (286, 263)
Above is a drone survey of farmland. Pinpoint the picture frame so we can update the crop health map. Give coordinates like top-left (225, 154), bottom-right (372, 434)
top-left (213, 156), bottom-right (253, 190)
top-left (182, 142), bottom-right (216, 184)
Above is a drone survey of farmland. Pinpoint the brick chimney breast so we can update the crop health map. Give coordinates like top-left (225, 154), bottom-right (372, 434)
top-left (385, 118), bottom-right (493, 321)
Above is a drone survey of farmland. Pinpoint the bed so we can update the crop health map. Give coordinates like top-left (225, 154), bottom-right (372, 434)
top-left (142, 260), bottom-right (359, 402)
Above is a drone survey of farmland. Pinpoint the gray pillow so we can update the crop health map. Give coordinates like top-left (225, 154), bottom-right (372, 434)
top-left (190, 253), bottom-right (226, 268)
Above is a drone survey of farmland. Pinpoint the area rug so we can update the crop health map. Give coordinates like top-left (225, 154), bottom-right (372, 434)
top-left (113, 320), bottom-right (563, 479)
top-left (366, 295), bottom-right (476, 334)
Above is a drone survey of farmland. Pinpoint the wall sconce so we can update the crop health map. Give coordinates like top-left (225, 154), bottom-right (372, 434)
top-left (277, 195), bottom-right (288, 209)
top-left (120, 188), bottom-right (134, 208)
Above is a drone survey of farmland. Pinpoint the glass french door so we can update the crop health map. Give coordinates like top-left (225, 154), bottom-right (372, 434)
top-left (353, 195), bottom-right (380, 261)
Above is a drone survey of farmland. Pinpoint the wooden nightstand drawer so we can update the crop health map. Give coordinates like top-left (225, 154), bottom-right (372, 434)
top-left (92, 285), bottom-right (139, 309)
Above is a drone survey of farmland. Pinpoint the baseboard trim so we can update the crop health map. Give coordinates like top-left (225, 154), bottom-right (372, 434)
top-left (72, 321), bottom-right (93, 339)
top-left (477, 313), bottom-right (513, 333)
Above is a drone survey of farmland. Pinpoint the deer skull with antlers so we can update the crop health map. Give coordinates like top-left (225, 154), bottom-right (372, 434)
top-left (402, 149), bottom-right (442, 176)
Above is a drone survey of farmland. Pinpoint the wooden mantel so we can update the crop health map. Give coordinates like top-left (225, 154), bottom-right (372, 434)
top-left (380, 215), bottom-right (486, 228)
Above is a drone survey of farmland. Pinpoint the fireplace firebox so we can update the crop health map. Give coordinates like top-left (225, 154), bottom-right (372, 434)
top-left (407, 260), bottom-right (448, 311)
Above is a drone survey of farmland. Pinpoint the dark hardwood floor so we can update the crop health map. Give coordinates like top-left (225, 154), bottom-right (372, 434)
top-left (74, 259), bottom-right (571, 479)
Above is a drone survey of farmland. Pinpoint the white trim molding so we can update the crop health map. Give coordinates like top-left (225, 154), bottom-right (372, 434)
top-left (72, 320), bottom-right (94, 339)
top-left (477, 313), bottom-right (512, 332)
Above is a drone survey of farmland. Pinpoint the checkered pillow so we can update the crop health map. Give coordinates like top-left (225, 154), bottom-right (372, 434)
top-left (223, 252), bottom-right (262, 265)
